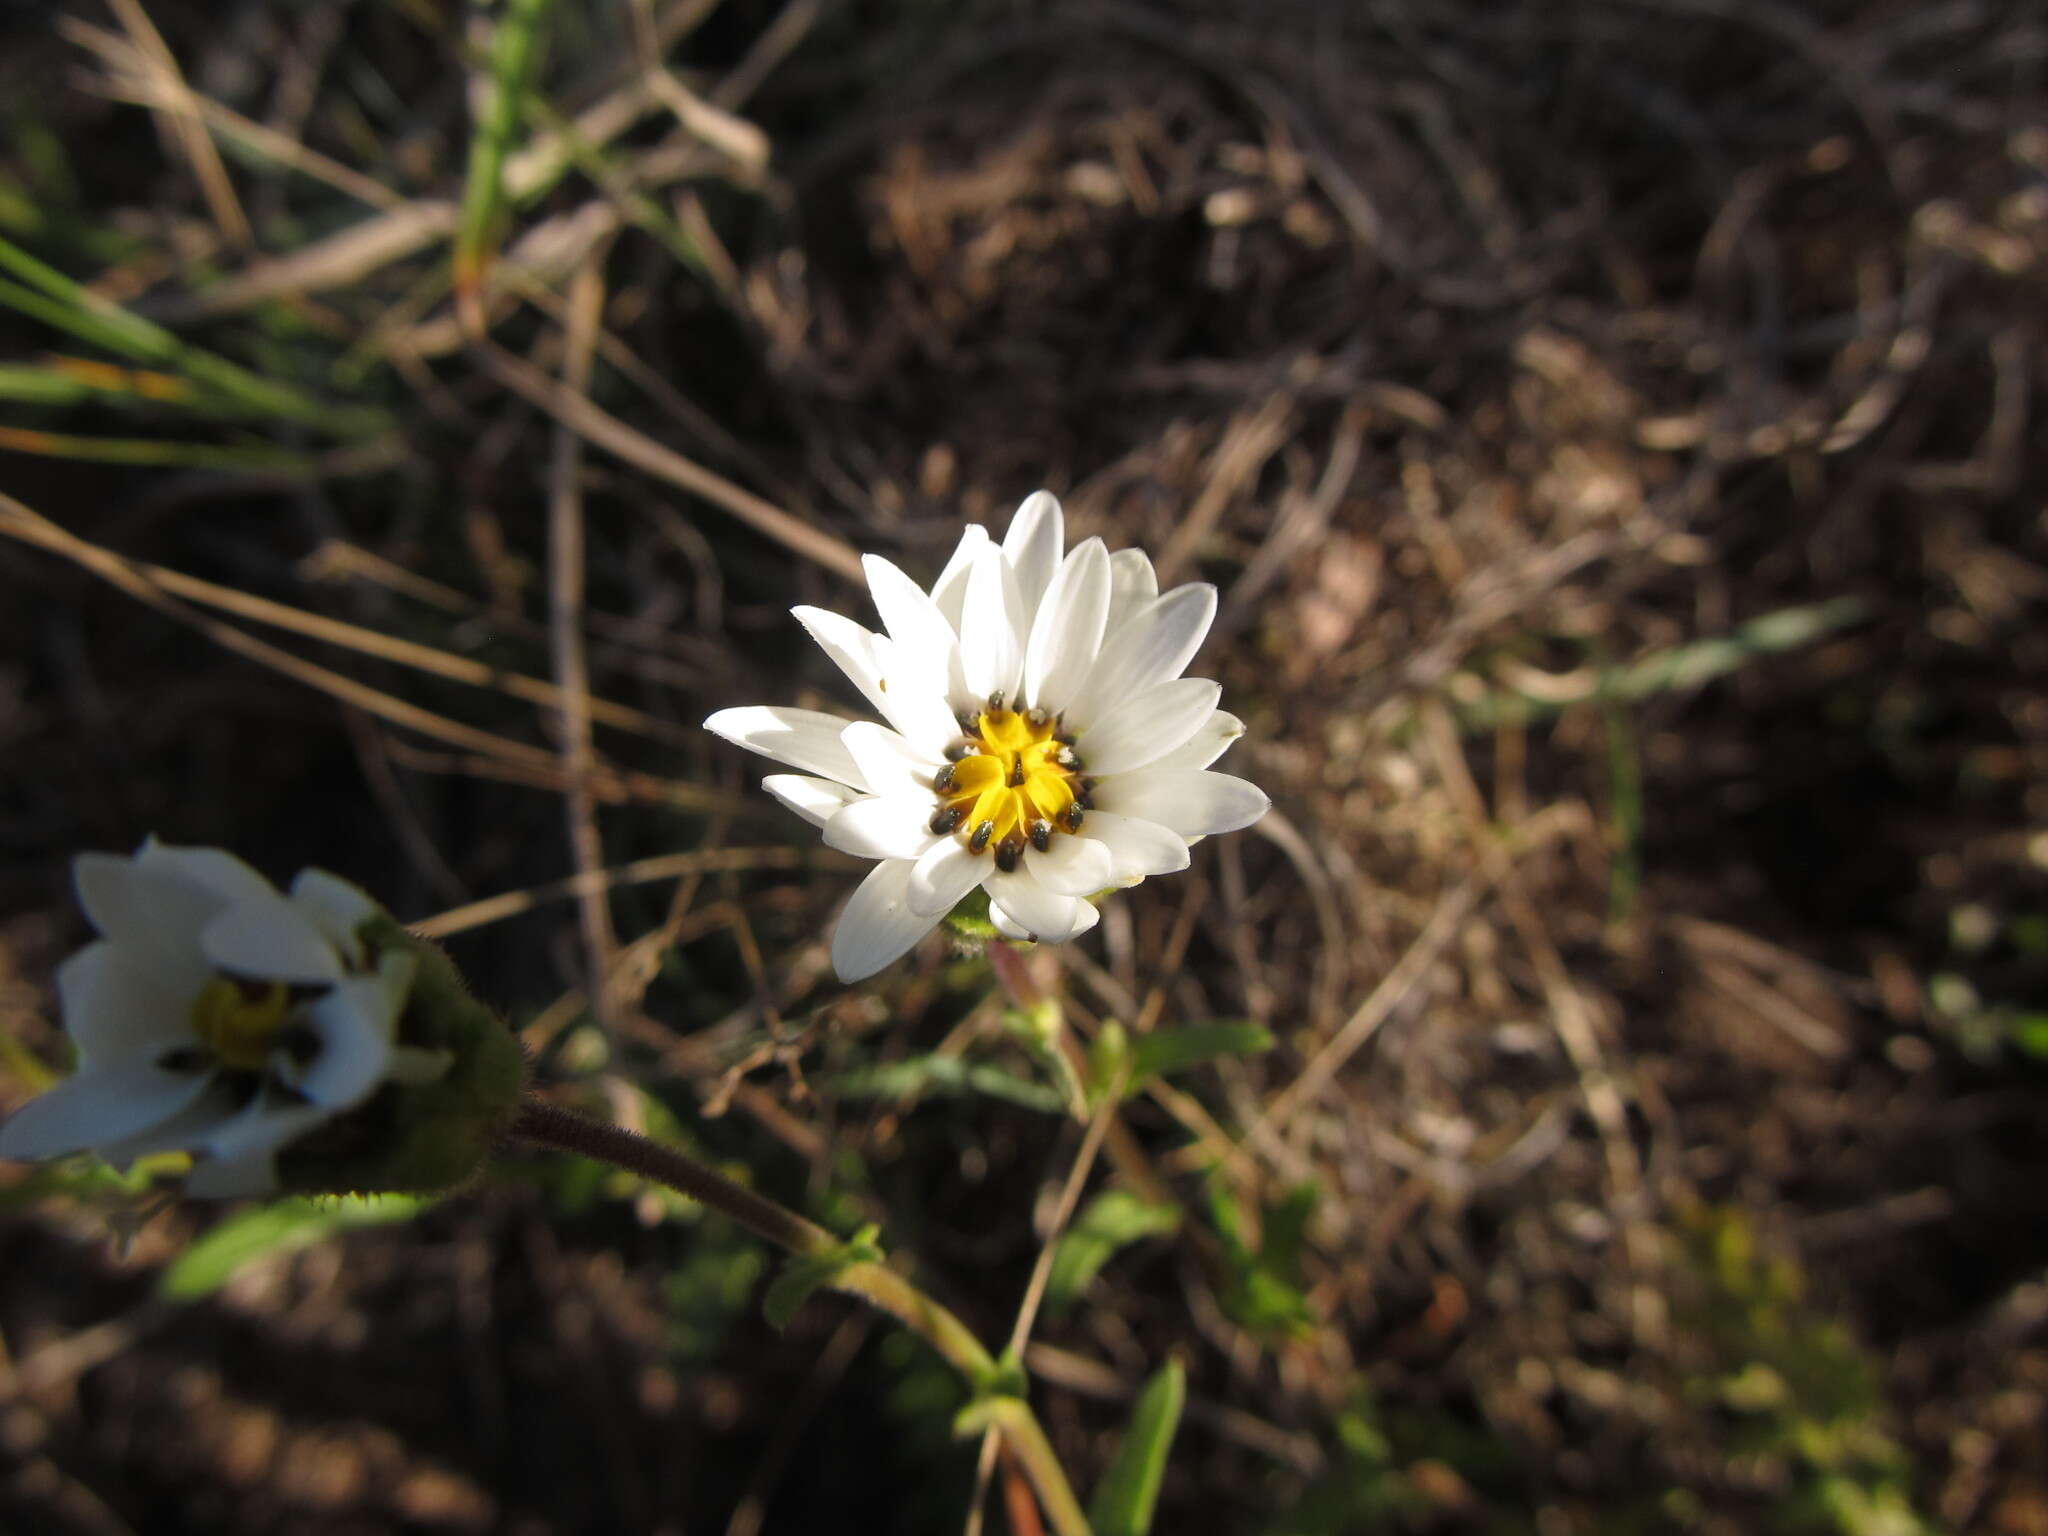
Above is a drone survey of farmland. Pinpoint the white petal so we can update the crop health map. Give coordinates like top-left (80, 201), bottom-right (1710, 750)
top-left (1023, 834), bottom-right (1113, 896)
top-left (841, 721), bottom-right (941, 798)
top-left (94, 1082), bottom-right (244, 1165)
top-left (200, 895), bottom-right (344, 985)
top-left (1078, 810), bottom-right (1191, 882)
top-left (792, 604), bottom-right (892, 715)
top-left (763, 774), bottom-right (864, 828)
top-left (56, 942), bottom-right (190, 1067)
top-left (1074, 677), bottom-right (1222, 777)
top-left (930, 523), bottom-right (991, 631)
top-left (136, 840), bottom-right (277, 908)
top-left (73, 853), bottom-right (216, 996)
top-left (1148, 710), bottom-right (1247, 772)
top-left (705, 705), bottom-right (869, 791)
top-left (184, 1092), bottom-right (329, 1197)
top-left (794, 606), bottom-right (958, 756)
top-left (1023, 538), bottom-right (1111, 715)
top-left (823, 794), bottom-right (941, 861)
top-left (1065, 584), bottom-right (1218, 732)
top-left (1002, 491), bottom-right (1065, 624)
top-left (1105, 548), bottom-right (1159, 630)
top-left (864, 554), bottom-right (963, 693)
top-left (831, 859), bottom-right (942, 982)
top-left (290, 868), bottom-right (378, 966)
top-left (907, 839), bottom-right (986, 917)
top-left (291, 974), bottom-right (401, 1107)
top-left (960, 544), bottom-right (1027, 703)
top-left (984, 871), bottom-right (1099, 944)
top-left (1094, 770), bottom-right (1269, 839)
top-left (990, 904), bottom-right (1035, 943)
top-left (0, 1058), bottom-right (216, 1161)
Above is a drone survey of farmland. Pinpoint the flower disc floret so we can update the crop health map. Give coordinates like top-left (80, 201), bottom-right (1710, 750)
top-left (931, 701), bottom-right (1088, 868)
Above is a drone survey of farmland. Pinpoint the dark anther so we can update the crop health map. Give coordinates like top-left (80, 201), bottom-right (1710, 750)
top-left (969, 819), bottom-right (996, 854)
top-left (158, 1046), bottom-right (210, 1074)
top-left (1054, 745), bottom-right (1083, 771)
top-left (1074, 789), bottom-right (1094, 810)
top-left (986, 690), bottom-right (1006, 713)
top-left (929, 804), bottom-right (965, 836)
top-left (1007, 759), bottom-right (1027, 787)
top-left (1026, 705), bottom-right (1050, 728)
top-left (957, 709), bottom-right (980, 734)
top-left (934, 762), bottom-right (958, 794)
top-left (994, 833), bottom-right (1026, 872)
top-left (1054, 729), bottom-right (1075, 745)
top-left (1029, 818), bottom-right (1053, 852)
top-left (279, 1025), bottom-right (322, 1065)
top-left (1063, 802), bottom-right (1086, 833)
top-left (945, 737), bottom-right (982, 761)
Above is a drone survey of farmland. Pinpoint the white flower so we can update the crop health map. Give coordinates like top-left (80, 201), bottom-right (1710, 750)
top-left (0, 840), bottom-right (435, 1197)
top-left (706, 491), bottom-right (1269, 981)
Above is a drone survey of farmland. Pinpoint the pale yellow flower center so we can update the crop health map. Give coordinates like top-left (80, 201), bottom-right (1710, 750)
top-left (930, 702), bottom-right (1089, 870)
top-left (189, 976), bottom-right (293, 1072)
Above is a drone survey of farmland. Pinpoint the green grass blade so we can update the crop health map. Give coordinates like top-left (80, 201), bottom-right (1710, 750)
top-left (0, 426), bottom-right (317, 470)
top-left (454, 0), bottom-right (557, 330)
top-left (0, 237), bottom-right (390, 436)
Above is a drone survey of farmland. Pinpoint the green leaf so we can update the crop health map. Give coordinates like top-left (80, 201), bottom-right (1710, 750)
top-left (762, 1224), bottom-right (883, 1330)
top-left (1088, 1360), bottom-right (1187, 1536)
top-left (1260, 1180), bottom-right (1320, 1277)
top-left (2008, 1013), bottom-right (2048, 1059)
top-left (1046, 1191), bottom-right (1181, 1314)
top-left (159, 1195), bottom-right (425, 1300)
top-left (1126, 1021), bottom-right (1274, 1091)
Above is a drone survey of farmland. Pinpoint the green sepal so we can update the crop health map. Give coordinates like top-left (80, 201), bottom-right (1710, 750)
top-left (942, 886), bottom-right (997, 941)
top-left (274, 918), bottom-right (527, 1198)
top-left (763, 1223), bottom-right (884, 1330)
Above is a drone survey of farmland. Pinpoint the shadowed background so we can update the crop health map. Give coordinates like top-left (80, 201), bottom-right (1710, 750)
top-left (0, 2), bottom-right (2044, 1532)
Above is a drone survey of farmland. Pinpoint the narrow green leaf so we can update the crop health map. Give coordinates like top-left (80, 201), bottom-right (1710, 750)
top-left (1127, 1021), bottom-right (1274, 1091)
top-left (1088, 1360), bottom-right (1187, 1536)
top-left (1046, 1191), bottom-right (1181, 1314)
top-left (159, 1195), bottom-right (425, 1300)
top-left (762, 1224), bottom-right (883, 1330)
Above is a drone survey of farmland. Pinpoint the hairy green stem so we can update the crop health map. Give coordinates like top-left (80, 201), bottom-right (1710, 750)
top-left (507, 1097), bottom-right (1085, 1528)
top-left (969, 1397), bottom-right (1095, 1536)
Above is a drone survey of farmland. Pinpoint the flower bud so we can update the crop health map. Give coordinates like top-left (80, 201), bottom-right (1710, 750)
top-left (0, 841), bottom-right (524, 1199)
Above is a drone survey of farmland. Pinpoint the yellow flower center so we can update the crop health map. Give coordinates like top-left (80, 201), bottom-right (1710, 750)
top-left (189, 976), bottom-right (293, 1072)
top-left (930, 701), bottom-right (1089, 870)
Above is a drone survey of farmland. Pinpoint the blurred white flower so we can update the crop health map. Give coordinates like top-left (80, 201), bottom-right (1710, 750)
top-left (0, 841), bottom-right (436, 1197)
top-left (706, 491), bottom-right (1268, 981)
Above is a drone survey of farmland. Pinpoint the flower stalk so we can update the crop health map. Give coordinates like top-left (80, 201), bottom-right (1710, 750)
top-left (506, 1096), bottom-right (1086, 1531)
